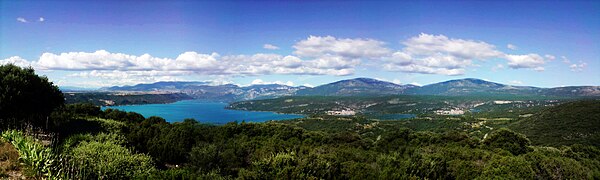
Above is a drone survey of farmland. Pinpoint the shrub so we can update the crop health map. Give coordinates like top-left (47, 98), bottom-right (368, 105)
top-left (69, 140), bottom-right (155, 179)
top-left (483, 128), bottom-right (532, 155)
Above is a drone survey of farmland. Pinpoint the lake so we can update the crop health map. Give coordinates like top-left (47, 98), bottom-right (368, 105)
top-left (102, 100), bottom-right (304, 124)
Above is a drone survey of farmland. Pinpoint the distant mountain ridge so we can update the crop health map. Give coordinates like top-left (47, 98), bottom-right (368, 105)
top-left (296, 78), bottom-right (416, 96)
top-left (405, 78), bottom-right (542, 96)
top-left (98, 78), bottom-right (600, 101)
top-left (102, 82), bottom-right (306, 101)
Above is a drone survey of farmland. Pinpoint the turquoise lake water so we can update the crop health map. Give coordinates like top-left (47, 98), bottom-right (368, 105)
top-left (102, 100), bottom-right (304, 124)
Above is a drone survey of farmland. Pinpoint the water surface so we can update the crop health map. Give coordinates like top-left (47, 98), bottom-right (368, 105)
top-left (102, 100), bottom-right (304, 124)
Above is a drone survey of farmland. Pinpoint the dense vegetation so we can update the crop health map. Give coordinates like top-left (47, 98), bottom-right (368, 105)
top-left (64, 92), bottom-right (192, 106)
top-left (1, 64), bottom-right (599, 179)
top-left (511, 100), bottom-right (600, 146)
top-left (0, 64), bottom-right (64, 129)
top-left (228, 95), bottom-right (575, 117)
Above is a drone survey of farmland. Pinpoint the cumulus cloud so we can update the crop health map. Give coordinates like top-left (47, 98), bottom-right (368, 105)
top-left (294, 35), bottom-right (391, 59)
top-left (263, 44), bottom-right (279, 50)
top-left (505, 54), bottom-right (545, 70)
top-left (383, 33), bottom-right (504, 75)
top-left (507, 44), bottom-right (517, 50)
top-left (16, 17), bottom-right (27, 23)
top-left (544, 54), bottom-right (555, 61)
top-left (4, 34), bottom-right (560, 86)
top-left (403, 33), bottom-right (503, 60)
top-left (21, 48), bottom-right (358, 84)
top-left (383, 33), bottom-right (553, 73)
top-left (39, 17), bottom-right (45, 22)
top-left (569, 62), bottom-right (587, 72)
top-left (0, 56), bottom-right (32, 67)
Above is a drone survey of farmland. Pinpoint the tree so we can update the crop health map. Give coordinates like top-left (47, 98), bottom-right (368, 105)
top-left (483, 128), bottom-right (532, 155)
top-left (0, 64), bottom-right (64, 129)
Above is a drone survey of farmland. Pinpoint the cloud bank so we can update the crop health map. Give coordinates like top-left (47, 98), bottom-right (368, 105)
top-left (1, 33), bottom-right (562, 86)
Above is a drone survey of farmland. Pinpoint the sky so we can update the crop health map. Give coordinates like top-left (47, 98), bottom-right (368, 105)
top-left (1, 0), bottom-right (598, 88)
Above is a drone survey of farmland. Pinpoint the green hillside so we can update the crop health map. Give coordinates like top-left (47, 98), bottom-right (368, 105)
top-left (511, 100), bottom-right (600, 146)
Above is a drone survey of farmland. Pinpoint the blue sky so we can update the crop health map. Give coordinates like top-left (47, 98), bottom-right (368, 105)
top-left (1, 0), bottom-right (598, 88)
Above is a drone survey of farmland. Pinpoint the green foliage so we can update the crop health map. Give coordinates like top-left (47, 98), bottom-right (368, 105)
top-left (64, 92), bottom-right (191, 106)
top-left (68, 140), bottom-right (155, 179)
top-left (483, 128), bottom-right (532, 155)
top-left (0, 64), bottom-right (64, 129)
top-left (1, 130), bottom-right (57, 178)
top-left (67, 103), bottom-right (102, 116)
top-left (511, 100), bottom-right (600, 146)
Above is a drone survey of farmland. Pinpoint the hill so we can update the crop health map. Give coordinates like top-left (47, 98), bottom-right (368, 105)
top-left (511, 100), bottom-right (600, 146)
top-left (103, 81), bottom-right (306, 102)
top-left (102, 81), bottom-right (208, 91)
top-left (296, 78), bottom-right (415, 96)
top-left (406, 78), bottom-right (541, 96)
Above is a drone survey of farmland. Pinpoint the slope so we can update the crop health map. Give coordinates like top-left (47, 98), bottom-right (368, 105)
top-left (510, 100), bottom-right (600, 146)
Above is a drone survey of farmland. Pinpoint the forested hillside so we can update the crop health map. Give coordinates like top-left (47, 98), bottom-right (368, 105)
top-left (64, 92), bottom-right (193, 106)
top-left (511, 100), bottom-right (600, 146)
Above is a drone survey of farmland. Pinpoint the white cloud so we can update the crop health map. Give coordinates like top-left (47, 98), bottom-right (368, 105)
top-left (16, 17), bottom-right (27, 23)
top-left (4, 34), bottom-right (560, 86)
top-left (39, 17), bottom-right (45, 22)
top-left (403, 33), bottom-right (503, 60)
top-left (294, 35), bottom-right (391, 59)
top-left (507, 44), bottom-right (517, 50)
top-left (20, 48), bottom-right (358, 85)
top-left (383, 33), bottom-right (504, 75)
top-left (544, 54), bottom-right (555, 61)
top-left (569, 62), bottom-right (587, 72)
top-left (263, 44), bottom-right (279, 50)
top-left (505, 54), bottom-right (545, 70)
top-left (0, 56), bottom-right (32, 67)
top-left (383, 33), bottom-right (554, 75)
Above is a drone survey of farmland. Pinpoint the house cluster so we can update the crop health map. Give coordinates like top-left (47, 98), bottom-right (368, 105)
top-left (434, 108), bottom-right (464, 115)
top-left (326, 110), bottom-right (356, 116)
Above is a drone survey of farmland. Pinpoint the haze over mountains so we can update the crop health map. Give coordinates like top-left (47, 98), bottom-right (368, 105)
top-left (89, 78), bottom-right (600, 101)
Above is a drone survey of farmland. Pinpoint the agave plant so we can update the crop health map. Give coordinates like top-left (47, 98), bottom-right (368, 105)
top-left (1, 130), bottom-right (60, 178)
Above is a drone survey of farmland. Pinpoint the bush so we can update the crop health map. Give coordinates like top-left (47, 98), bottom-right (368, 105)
top-left (69, 140), bottom-right (155, 179)
top-left (483, 128), bottom-right (532, 155)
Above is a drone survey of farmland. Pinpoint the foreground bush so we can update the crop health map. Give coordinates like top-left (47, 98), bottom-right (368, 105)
top-left (68, 140), bottom-right (155, 179)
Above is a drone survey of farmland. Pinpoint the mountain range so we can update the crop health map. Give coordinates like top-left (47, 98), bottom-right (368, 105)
top-left (90, 78), bottom-right (600, 101)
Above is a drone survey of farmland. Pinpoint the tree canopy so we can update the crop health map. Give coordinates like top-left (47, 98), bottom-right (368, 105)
top-left (0, 64), bottom-right (64, 128)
